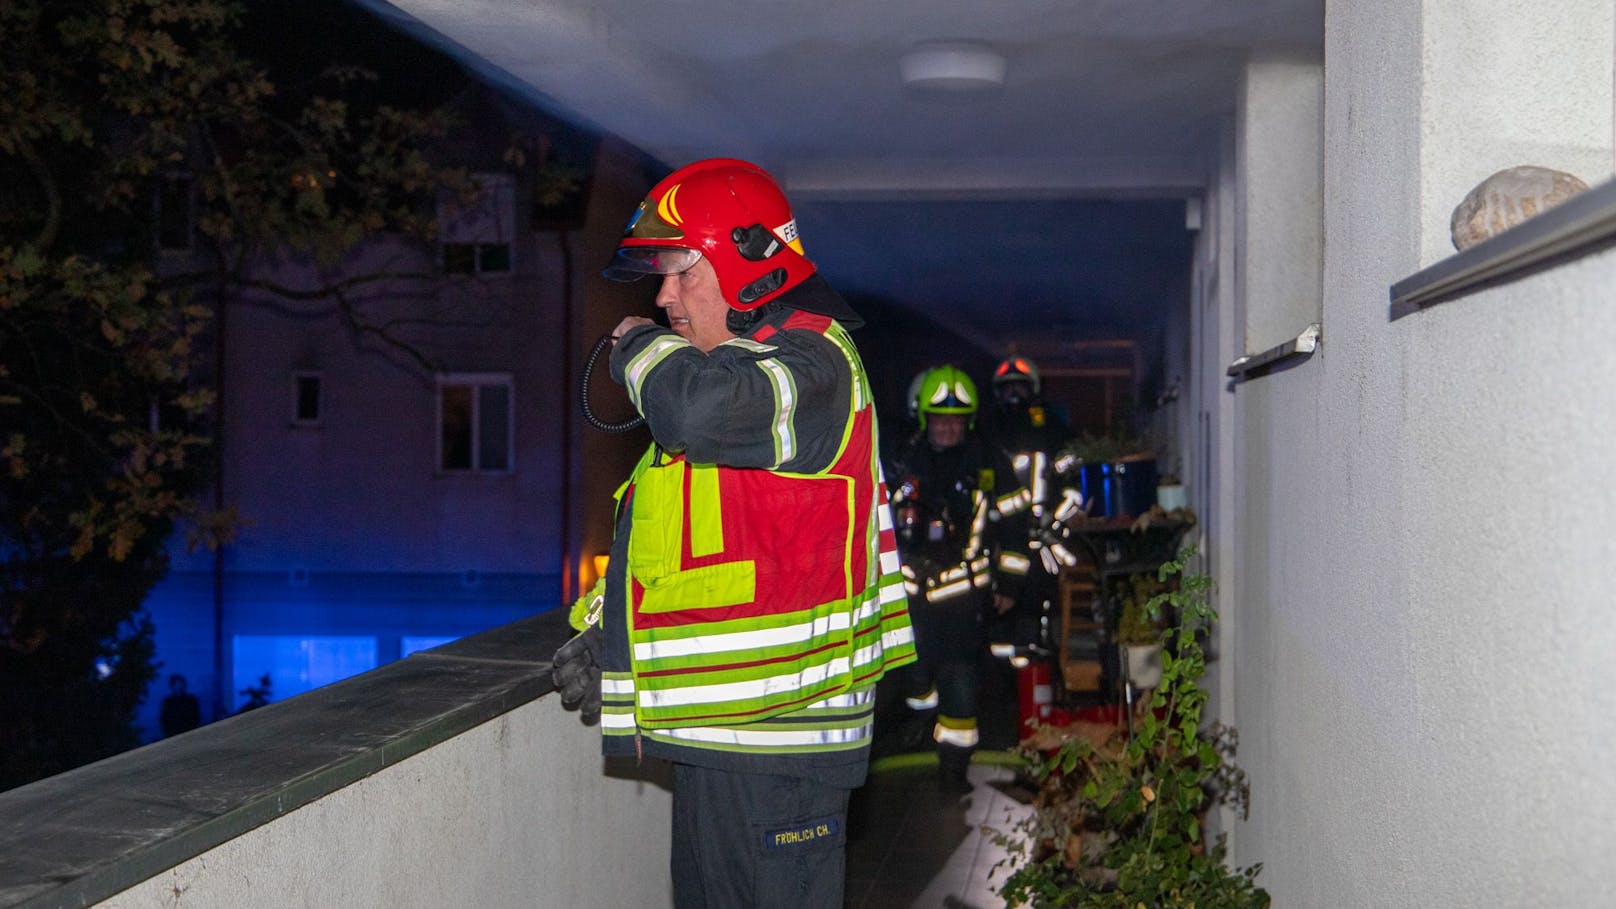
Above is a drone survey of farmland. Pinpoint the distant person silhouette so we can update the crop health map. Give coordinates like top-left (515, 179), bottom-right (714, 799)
top-left (159, 673), bottom-right (202, 737)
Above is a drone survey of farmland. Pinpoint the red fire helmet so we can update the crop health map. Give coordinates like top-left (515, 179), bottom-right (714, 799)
top-left (602, 158), bottom-right (817, 311)
top-left (993, 356), bottom-right (1041, 395)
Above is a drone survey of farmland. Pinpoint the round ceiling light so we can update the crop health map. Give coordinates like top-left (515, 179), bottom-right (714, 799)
top-left (899, 40), bottom-right (1006, 92)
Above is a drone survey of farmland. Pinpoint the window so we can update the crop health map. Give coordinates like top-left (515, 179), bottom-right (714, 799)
top-left (401, 635), bottom-right (459, 657)
top-left (440, 242), bottom-right (512, 274)
top-left (438, 172), bottom-right (515, 274)
top-left (293, 372), bottom-right (322, 425)
top-left (231, 635), bottom-right (378, 712)
top-left (157, 173), bottom-right (194, 251)
top-left (438, 373), bottom-right (513, 473)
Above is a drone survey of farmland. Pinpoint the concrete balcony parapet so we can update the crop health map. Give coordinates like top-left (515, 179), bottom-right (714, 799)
top-left (0, 611), bottom-right (674, 909)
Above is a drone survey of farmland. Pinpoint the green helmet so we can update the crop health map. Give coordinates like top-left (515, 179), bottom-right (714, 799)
top-left (913, 364), bottom-right (978, 430)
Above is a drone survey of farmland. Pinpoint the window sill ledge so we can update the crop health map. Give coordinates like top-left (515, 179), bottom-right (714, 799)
top-left (1226, 323), bottom-right (1321, 379)
top-left (1389, 177), bottom-right (1616, 319)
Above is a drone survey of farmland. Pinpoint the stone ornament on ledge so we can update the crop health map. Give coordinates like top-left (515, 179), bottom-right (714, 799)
top-left (1450, 165), bottom-right (1591, 251)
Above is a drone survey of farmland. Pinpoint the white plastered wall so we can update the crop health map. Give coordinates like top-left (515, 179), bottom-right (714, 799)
top-left (1215, 0), bottom-right (1616, 905)
top-left (97, 697), bottom-right (674, 909)
top-left (1236, 54), bottom-right (1324, 355)
top-left (1419, 0), bottom-right (1616, 263)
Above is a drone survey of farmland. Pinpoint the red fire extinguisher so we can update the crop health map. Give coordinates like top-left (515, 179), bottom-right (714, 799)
top-left (1016, 654), bottom-right (1054, 741)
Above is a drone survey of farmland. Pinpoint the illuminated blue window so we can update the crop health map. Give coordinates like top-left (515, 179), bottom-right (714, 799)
top-left (231, 635), bottom-right (378, 713)
top-left (402, 635), bottom-right (459, 657)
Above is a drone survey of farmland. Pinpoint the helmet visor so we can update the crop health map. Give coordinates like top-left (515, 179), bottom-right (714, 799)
top-left (601, 246), bottom-right (703, 282)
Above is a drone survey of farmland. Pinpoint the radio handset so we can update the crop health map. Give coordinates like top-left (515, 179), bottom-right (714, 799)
top-left (579, 333), bottom-right (646, 433)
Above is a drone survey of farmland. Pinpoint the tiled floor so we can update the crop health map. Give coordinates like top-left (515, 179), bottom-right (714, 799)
top-left (844, 656), bottom-right (1073, 908)
top-left (844, 757), bottom-right (1037, 909)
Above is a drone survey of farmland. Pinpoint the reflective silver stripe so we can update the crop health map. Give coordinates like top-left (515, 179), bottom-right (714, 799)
top-left (600, 711), bottom-right (637, 730)
top-left (623, 335), bottom-right (689, 410)
top-left (920, 556), bottom-right (989, 589)
top-left (1054, 488), bottom-right (1084, 521)
top-left (877, 500), bottom-right (895, 530)
top-left (1031, 451), bottom-right (1048, 507)
top-left (881, 580), bottom-right (909, 604)
top-left (634, 611), bottom-right (853, 661)
top-left (637, 656), bottom-right (853, 709)
top-left (851, 641), bottom-right (886, 669)
top-left (850, 596), bottom-right (883, 625)
top-left (1039, 547), bottom-right (1062, 575)
top-left (934, 723), bottom-right (980, 747)
top-left (821, 322), bottom-right (870, 411)
top-left (967, 490), bottom-right (987, 555)
top-left (879, 549), bottom-right (902, 575)
top-left (1000, 552), bottom-right (1032, 575)
top-left (904, 579), bottom-right (920, 595)
top-left (1013, 453), bottom-right (1031, 473)
top-left (998, 488), bottom-right (1032, 515)
top-left (755, 357), bottom-right (798, 465)
top-left (654, 721), bottom-right (871, 748)
top-left (882, 623), bottom-right (915, 649)
top-left (906, 688), bottom-right (939, 710)
top-left (601, 675), bottom-right (636, 695)
top-left (805, 689), bottom-right (874, 710)
top-left (720, 337), bottom-right (778, 354)
top-left (926, 579), bottom-right (974, 601)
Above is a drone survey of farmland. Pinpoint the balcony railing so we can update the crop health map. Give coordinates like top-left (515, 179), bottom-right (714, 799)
top-left (0, 612), bottom-right (674, 909)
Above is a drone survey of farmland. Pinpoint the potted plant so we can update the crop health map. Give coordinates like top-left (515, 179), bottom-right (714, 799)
top-left (990, 549), bottom-right (1270, 908)
top-left (1115, 573), bottom-right (1164, 691)
top-left (1155, 473), bottom-right (1188, 513)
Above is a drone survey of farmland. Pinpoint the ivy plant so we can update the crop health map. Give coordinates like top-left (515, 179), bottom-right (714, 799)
top-left (990, 548), bottom-right (1270, 908)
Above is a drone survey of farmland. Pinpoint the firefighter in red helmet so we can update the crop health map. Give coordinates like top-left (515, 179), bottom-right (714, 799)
top-left (986, 355), bottom-right (1080, 654)
top-left (552, 158), bottom-right (915, 908)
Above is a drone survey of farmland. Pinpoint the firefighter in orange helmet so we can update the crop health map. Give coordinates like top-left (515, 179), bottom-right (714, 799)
top-left (986, 355), bottom-right (1080, 655)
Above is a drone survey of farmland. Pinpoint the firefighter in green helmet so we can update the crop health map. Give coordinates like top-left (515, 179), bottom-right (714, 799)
top-left (885, 364), bottom-right (1032, 792)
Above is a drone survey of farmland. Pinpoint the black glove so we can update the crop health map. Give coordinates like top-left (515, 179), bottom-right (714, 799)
top-left (551, 626), bottom-right (602, 726)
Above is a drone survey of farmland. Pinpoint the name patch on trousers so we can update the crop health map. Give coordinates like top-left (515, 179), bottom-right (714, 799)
top-left (764, 816), bottom-right (841, 849)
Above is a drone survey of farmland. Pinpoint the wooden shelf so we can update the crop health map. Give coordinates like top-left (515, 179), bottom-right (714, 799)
top-left (1061, 659), bottom-right (1103, 692)
top-left (1058, 571), bottom-right (1103, 692)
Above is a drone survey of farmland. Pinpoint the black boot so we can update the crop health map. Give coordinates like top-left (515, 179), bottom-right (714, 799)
top-left (900, 709), bottom-right (935, 750)
top-left (937, 743), bottom-right (973, 794)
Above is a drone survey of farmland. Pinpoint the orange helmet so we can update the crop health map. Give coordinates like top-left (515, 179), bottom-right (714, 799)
top-left (602, 158), bottom-right (816, 311)
top-left (993, 356), bottom-right (1041, 395)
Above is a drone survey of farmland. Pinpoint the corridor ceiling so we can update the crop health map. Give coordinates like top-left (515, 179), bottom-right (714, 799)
top-left (362, 0), bottom-right (1323, 356)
